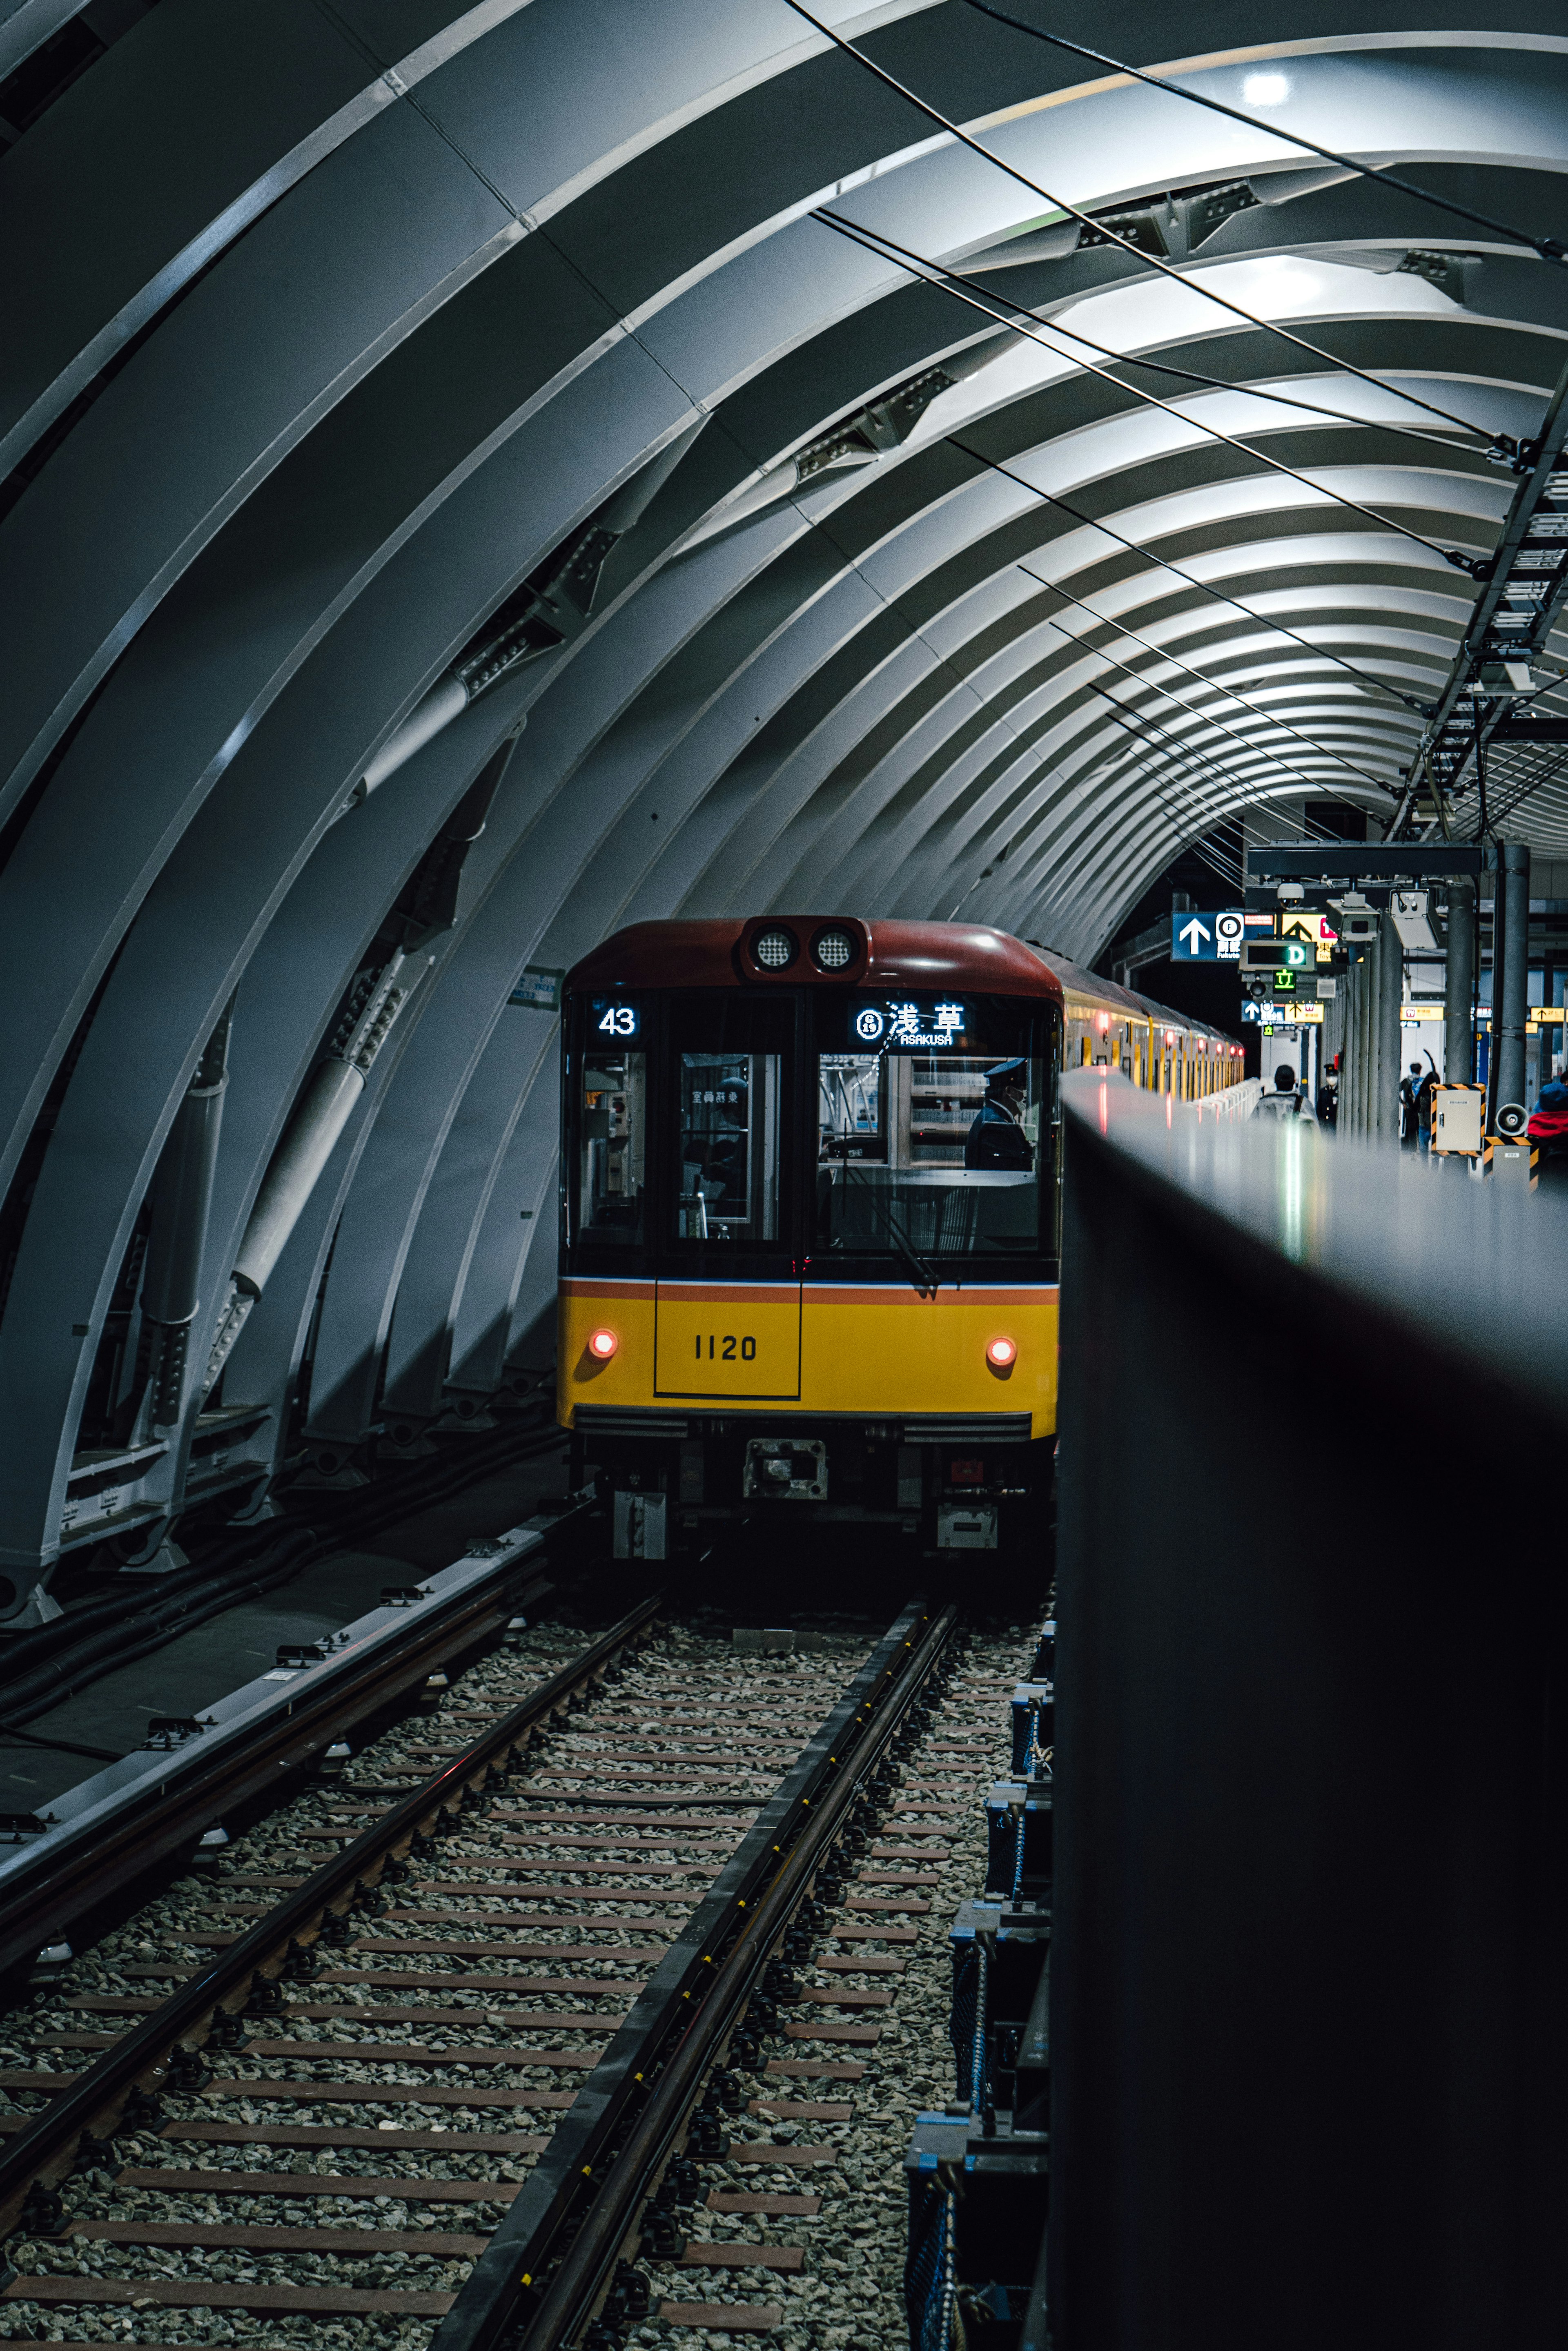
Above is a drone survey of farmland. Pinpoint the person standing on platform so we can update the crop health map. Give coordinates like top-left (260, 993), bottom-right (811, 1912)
top-left (1399, 1061), bottom-right (1423, 1148)
top-left (1415, 1059), bottom-right (1439, 1154)
top-left (1316, 1059), bottom-right (1339, 1129)
top-left (1254, 1063), bottom-right (1317, 1123)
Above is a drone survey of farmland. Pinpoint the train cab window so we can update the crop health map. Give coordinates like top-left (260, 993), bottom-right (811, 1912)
top-left (814, 995), bottom-right (1056, 1263)
top-left (578, 1050), bottom-right (647, 1243)
top-left (669, 996), bottom-right (790, 1248)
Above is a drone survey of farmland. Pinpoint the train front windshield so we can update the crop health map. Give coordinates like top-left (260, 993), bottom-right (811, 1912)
top-left (566, 987), bottom-right (1059, 1273)
top-left (816, 995), bottom-right (1053, 1262)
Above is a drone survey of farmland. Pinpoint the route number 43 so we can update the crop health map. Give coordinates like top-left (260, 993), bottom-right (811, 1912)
top-left (597, 1006), bottom-right (637, 1036)
top-left (697, 1335), bottom-right (757, 1360)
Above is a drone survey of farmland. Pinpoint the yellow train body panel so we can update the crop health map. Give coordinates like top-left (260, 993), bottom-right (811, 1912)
top-left (800, 1287), bottom-right (1057, 1435)
top-left (560, 1278), bottom-right (1058, 1438)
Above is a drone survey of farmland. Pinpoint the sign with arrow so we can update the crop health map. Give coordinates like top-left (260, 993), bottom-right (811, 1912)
top-left (1171, 910), bottom-right (1245, 961)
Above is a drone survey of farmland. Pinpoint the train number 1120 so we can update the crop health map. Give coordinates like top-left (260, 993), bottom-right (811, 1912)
top-left (696, 1335), bottom-right (756, 1360)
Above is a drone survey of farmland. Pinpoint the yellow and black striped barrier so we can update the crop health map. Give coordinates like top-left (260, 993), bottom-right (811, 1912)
top-left (1483, 1137), bottom-right (1539, 1189)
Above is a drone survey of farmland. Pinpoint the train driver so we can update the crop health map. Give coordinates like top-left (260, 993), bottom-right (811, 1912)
top-left (965, 1059), bottom-right (1033, 1172)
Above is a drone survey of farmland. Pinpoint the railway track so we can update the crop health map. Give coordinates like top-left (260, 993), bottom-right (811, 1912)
top-left (0, 1594), bottom-right (1023, 2349)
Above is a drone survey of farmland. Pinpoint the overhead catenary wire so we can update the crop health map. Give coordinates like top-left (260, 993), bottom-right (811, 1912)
top-left (1028, 595), bottom-right (1395, 864)
top-left (1024, 588), bottom-right (1336, 854)
top-left (782, 0), bottom-right (1506, 448)
top-left (1016, 554), bottom-right (1399, 800)
top-left (959, 0), bottom-right (1568, 277)
top-left (1068, 672), bottom-right (1352, 892)
top-left (1451, 741), bottom-right (1568, 835)
top-left (1062, 666), bottom-right (1263, 883)
top-left (959, 271), bottom-right (1486, 464)
top-left (1031, 588), bottom-right (1380, 812)
top-left (939, 421), bottom-right (1434, 715)
top-left (801, 202), bottom-right (1450, 724)
top-left (986, 660), bottom-right (1247, 896)
top-left (816, 209), bottom-right (1490, 571)
top-left (982, 736), bottom-right (1248, 894)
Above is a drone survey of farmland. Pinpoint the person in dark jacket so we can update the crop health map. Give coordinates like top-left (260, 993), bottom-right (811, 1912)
top-left (965, 1061), bottom-right (1033, 1171)
top-left (1399, 1061), bottom-right (1423, 1148)
top-left (1316, 1059), bottom-right (1339, 1129)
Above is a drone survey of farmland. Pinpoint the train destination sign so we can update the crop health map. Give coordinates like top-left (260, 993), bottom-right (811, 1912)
top-left (852, 999), bottom-right (968, 1049)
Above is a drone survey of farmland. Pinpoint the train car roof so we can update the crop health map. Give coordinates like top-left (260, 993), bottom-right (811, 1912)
top-left (1027, 948), bottom-right (1150, 1018)
top-left (566, 918), bottom-right (1065, 1001)
top-left (1030, 947), bottom-right (1241, 1049)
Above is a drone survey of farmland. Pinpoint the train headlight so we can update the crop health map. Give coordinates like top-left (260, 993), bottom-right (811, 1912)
top-left (811, 925), bottom-right (856, 971)
top-left (986, 1335), bottom-right (1017, 1368)
top-left (752, 926), bottom-right (798, 970)
top-left (588, 1327), bottom-right (619, 1360)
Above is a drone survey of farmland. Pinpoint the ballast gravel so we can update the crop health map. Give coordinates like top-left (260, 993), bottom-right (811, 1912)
top-left (0, 1616), bottom-right (900, 2347)
top-left (630, 1629), bottom-right (1026, 2351)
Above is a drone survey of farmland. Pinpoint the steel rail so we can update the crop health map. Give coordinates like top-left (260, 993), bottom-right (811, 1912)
top-left (0, 1590), bottom-right (664, 2246)
top-left (0, 1493), bottom-right (591, 1981)
top-left (434, 1599), bottom-right (959, 2351)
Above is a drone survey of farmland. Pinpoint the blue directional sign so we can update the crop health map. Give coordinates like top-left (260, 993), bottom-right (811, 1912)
top-left (1172, 910), bottom-right (1245, 962)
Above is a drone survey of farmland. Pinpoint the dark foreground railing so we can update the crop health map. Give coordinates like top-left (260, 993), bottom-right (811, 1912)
top-left (1051, 1069), bottom-right (1568, 2351)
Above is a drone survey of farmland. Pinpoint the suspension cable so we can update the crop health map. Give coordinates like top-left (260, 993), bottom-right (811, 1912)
top-left (817, 210), bottom-right (1490, 570)
top-left (960, 1), bottom-right (1568, 276)
top-left (964, 267), bottom-right (1485, 464)
top-left (1032, 588), bottom-right (1379, 807)
top-left (1030, 602), bottom-right (1300, 841)
top-left (782, 0), bottom-right (1506, 446)
top-left (1016, 555), bottom-right (1400, 798)
top-left (1063, 666), bottom-right (1263, 878)
top-left (1073, 666), bottom-right (1333, 881)
top-left (944, 429), bottom-right (1438, 714)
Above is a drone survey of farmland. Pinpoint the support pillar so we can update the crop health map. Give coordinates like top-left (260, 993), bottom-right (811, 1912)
top-left (1376, 907), bottom-right (1403, 1142)
top-left (1493, 842), bottom-right (1530, 1134)
top-left (1445, 877), bottom-right (1476, 1086)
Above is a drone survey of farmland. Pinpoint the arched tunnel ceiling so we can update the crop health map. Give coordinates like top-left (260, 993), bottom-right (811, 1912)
top-left (0, 0), bottom-right (1564, 1591)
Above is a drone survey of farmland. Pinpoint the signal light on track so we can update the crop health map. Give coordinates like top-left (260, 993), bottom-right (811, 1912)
top-left (986, 1336), bottom-right (1017, 1368)
top-left (588, 1328), bottom-right (619, 1360)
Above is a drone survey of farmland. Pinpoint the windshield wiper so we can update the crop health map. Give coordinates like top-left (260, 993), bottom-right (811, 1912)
top-left (840, 1163), bottom-right (940, 1296)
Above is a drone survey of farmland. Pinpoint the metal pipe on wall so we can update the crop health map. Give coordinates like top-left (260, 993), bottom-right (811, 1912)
top-left (136, 1001), bottom-right (233, 1430)
top-left (1445, 876), bottom-right (1477, 1085)
top-left (202, 949), bottom-right (427, 1396)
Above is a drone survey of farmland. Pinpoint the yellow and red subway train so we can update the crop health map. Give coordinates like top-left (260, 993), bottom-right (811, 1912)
top-left (557, 916), bottom-right (1242, 1561)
